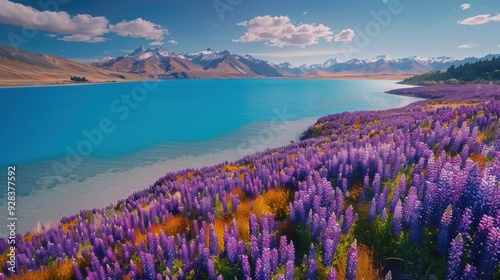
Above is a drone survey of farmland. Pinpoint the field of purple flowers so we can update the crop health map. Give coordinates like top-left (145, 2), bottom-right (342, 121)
top-left (1, 86), bottom-right (499, 279)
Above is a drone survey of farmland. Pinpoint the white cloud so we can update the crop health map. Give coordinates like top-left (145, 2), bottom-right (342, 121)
top-left (109, 18), bottom-right (167, 44)
top-left (0, 0), bottom-right (109, 42)
top-left (457, 43), bottom-right (478, 49)
top-left (303, 11), bottom-right (308, 15)
top-left (334, 29), bottom-right (355, 43)
top-left (59, 34), bottom-right (107, 43)
top-left (460, 3), bottom-right (471, 10)
top-left (148, 41), bottom-right (163, 46)
top-left (0, 0), bottom-right (170, 44)
top-left (458, 14), bottom-right (500, 25)
top-left (168, 39), bottom-right (178, 45)
top-left (236, 21), bottom-right (248, 27)
top-left (234, 15), bottom-right (334, 47)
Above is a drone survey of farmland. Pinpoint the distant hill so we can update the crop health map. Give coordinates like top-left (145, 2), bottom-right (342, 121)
top-left (401, 56), bottom-right (500, 85)
top-left (0, 45), bottom-right (144, 86)
top-left (91, 47), bottom-right (500, 79)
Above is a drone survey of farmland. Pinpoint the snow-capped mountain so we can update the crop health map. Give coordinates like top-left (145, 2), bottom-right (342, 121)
top-left (90, 47), bottom-right (499, 79)
top-left (91, 47), bottom-right (290, 78)
top-left (278, 54), bottom-right (499, 76)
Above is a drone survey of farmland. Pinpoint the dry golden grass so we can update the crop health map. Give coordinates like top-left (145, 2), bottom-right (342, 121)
top-left (354, 119), bottom-right (362, 130)
top-left (336, 244), bottom-right (380, 280)
top-left (213, 187), bottom-right (293, 249)
top-left (134, 215), bottom-right (190, 245)
top-left (9, 259), bottom-right (85, 280)
top-left (470, 153), bottom-right (492, 169)
top-left (61, 218), bottom-right (78, 235)
top-left (223, 165), bottom-right (240, 172)
top-left (260, 188), bottom-right (293, 219)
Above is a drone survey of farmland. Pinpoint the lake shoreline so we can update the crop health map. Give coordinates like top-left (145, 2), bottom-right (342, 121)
top-left (0, 74), bottom-right (411, 88)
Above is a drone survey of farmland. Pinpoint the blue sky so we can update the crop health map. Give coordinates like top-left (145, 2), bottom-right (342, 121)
top-left (0, 0), bottom-right (499, 65)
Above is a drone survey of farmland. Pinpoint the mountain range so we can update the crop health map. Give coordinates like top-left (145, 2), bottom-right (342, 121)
top-left (91, 47), bottom-right (500, 79)
top-left (0, 45), bottom-right (143, 86)
top-left (0, 45), bottom-right (498, 85)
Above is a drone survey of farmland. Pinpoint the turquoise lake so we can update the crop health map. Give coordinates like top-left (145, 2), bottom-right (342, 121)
top-left (0, 79), bottom-right (420, 234)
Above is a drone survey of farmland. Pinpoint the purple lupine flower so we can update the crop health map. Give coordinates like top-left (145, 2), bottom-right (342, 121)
top-left (129, 261), bottom-right (140, 280)
top-left (240, 254), bottom-right (251, 279)
top-left (141, 252), bottom-right (156, 280)
top-left (250, 235), bottom-right (260, 262)
top-left (260, 248), bottom-right (271, 280)
top-left (460, 264), bottom-right (477, 280)
top-left (345, 240), bottom-right (358, 280)
top-left (368, 197), bottom-right (377, 223)
top-left (409, 212), bottom-right (421, 244)
top-left (72, 262), bottom-right (84, 280)
top-left (260, 214), bottom-right (269, 234)
top-left (279, 236), bottom-right (288, 266)
top-left (322, 238), bottom-right (335, 267)
top-left (380, 208), bottom-right (388, 222)
top-left (209, 224), bottom-right (219, 256)
top-left (307, 244), bottom-right (316, 262)
top-left (285, 260), bottom-right (294, 280)
top-left (437, 205), bottom-right (453, 254)
top-left (478, 226), bottom-right (500, 279)
top-left (230, 219), bottom-right (239, 239)
top-left (249, 214), bottom-right (259, 237)
top-left (287, 241), bottom-right (295, 263)
top-left (446, 234), bottom-right (464, 280)
top-left (392, 199), bottom-right (403, 236)
top-left (327, 266), bottom-right (338, 280)
top-left (206, 259), bottom-right (217, 280)
top-left (456, 208), bottom-right (472, 242)
top-left (306, 259), bottom-right (317, 280)
top-left (225, 236), bottom-right (238, 265)
top-left (270, 248), bottom-right (279, 273)
top-left (342, 205), bottom-right (354, 234)
top-left (231, 194), bottom-right (240, 213)
top-left (373, 173), bottom-right (381, 194)
top-left (377, 187), bottom-right (389, 215)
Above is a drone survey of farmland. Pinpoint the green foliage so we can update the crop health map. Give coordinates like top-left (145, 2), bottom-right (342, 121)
top-left (85, 212), bottom-right (92, 223)
top-left (291, 225), bottom-right (313, 264)
top-left (213, 256), bottom-right (238, 279)
top-left (70, 76), bottom-right (89, 82)
top-left (172, 259), bottom-right (184, 279)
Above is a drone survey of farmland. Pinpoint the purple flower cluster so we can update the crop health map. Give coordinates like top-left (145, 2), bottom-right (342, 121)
top-left (1, 96), bottom-right (500, 279)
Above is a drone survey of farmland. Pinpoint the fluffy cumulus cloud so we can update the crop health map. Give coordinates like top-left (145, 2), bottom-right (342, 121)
top-left (0, 0), bottom-right (109, 42)
top-left (458, 14), bottom-right (500, 25)
top-left (457, 43), bottom-right (479, 49)
top-left (109, 18), bottom-right (168, 44)
top-left (0, 0), bottom-right (169, 44)
top-left (234, 15), bottom-right (334, 47)
top-left (460, 3), bottom-right (471, 10)
top-left (334, 29), bottom-right (355, 43)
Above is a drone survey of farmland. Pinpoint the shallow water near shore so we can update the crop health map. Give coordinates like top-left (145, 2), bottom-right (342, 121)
top-left (0, 79), bottom-right (420, 235)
